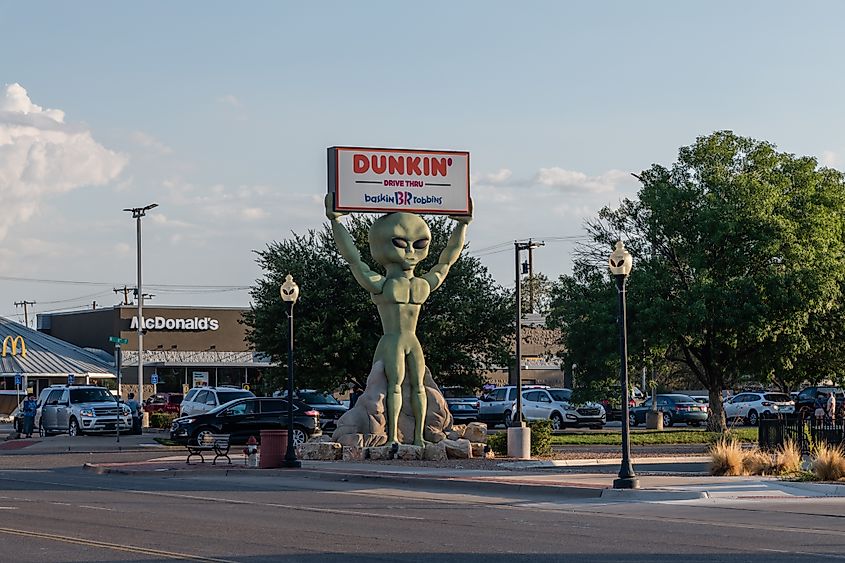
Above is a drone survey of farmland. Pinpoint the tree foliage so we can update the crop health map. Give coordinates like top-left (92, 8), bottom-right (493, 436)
top-left (549, 131), bottom-right (845, 431)
top-left (244, 215), bottom-right (513, 394)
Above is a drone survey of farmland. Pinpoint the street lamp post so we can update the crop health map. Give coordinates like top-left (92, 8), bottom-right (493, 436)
top-left (609, 241), bottom-right (639, 489)
top-left (123, 203), bottom-right (158, 408)
top-left (280, 274), bottom-right (301, 468)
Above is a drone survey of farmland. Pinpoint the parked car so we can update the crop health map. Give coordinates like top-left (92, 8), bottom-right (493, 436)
top-left (39, 385), bottom-right (131, 436)
top-left (509, 388), bottom-right (605, 430)
top-left (144, 393), bottom-right (183, 414)
top-left (441, 386), bottom-right (480, 423)
top-left (179, 386), bottom-right (255, 417)
top-left (724, 392), bottom-right (794, 425)
top-left (13, 386), bottom-right (54, 433)
top-left (629, 394), bottom-right (708, 427)
top-left (688, 396), bottom-right (709, 413)
top-left (600, 386), bottom-right (645, 421)
top-left (795, 386), bottom-right (845, 419)
top-left (478, 385), bottom-right (549, 428)
top-left (169, 397), bottom-right (320, 447)
top-left (292, 389), bottom-right (348, 430)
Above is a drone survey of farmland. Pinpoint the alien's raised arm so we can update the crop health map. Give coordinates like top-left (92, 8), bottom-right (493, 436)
top-left (325, 195), bottom-right (384, 294)
top-left (423, 220), bottom-right (469, 292)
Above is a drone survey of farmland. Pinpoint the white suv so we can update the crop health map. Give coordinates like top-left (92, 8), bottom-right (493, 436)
top-left (179, 386), bottom-right (255, 417)
top-left (478, 385), bottom-right (550, 428)
top-left (511, 388), bottom-right (606, 430)
top-left (724, 392), bottom-right (794, 425)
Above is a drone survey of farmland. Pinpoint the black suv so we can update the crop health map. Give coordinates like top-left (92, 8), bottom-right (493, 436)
top-left (795, 386), bottom-right (845, 418)
top-left (170, 397), bottom-right (320, 447)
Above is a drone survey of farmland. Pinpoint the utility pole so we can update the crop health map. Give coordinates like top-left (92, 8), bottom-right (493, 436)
top-left (14, 300), bottom-right (35, 327)
top-left (528, 238), bottom-right (536, 313)
top-left (113, 286), bottom-right (131, 305)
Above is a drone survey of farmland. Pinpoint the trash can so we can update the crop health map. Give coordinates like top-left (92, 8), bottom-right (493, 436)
top-left (259, 429), bottom-right (288, 468)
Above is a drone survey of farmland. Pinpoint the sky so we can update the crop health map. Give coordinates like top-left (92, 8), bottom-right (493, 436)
top-left (1, 0), bottom-right (844, 324)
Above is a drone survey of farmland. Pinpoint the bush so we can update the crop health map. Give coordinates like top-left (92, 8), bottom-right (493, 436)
top-left (811, 442), bottom-right (845, 481)
top-left (774, 439), bottom-right (803, 475)
top-left (709, 438), bottom-right (744, 476)
top-left (742, 450), bottom-right (774, 476)
top-left (149, 412), bottom-right (177, 429)
top-left (528, 420), bottom-right (553, 457)
top-left (487, 432), bottom-right (507, 456)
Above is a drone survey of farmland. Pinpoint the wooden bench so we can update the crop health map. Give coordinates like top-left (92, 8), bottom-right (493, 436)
top-left (186, 434), bottom-right (231, 465)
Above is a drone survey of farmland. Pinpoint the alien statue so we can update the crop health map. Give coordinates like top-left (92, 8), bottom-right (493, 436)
top-left (325, 194), bottom-right (471, 446)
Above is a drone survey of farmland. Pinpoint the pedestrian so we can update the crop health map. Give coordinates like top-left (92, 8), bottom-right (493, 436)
top-left (814, 392), bottom-right (827, 423)
top-left (126, 392), bottom-right (141, 434)
top-left (21, 394), bottom-right (37, 438)
top-left (349, 384), bottom-right (363, 409)
top-left (826, 391), bottom-right (836, 422)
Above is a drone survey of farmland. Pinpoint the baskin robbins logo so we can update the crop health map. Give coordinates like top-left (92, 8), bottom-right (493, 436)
top-left (130, 316), bottom-right (220, 331)
top-left (364, 192), bottom-right (443, 206)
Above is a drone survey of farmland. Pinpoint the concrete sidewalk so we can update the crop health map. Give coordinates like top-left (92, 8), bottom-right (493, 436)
top-left (81, 453), bottom-right (845, 502)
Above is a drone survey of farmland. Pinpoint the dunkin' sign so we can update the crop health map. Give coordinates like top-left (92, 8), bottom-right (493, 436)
top-left (328, 147), bottom-right (470, 214)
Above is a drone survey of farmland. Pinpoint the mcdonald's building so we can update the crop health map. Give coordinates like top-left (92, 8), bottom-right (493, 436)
top-left (37, 305), bottom-right (270, 398)
top-left (0, 317), bottom-right (117, 416)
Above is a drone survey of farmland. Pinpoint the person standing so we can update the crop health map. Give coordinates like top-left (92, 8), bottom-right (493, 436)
top-left (21, 394), bottom-right (37, 438)
top-left (126, 392), bottom-right (141, 435)
top-left (349, 385), bottom-right (363, 409)
top-left (814, 393), bottom-right (827, 423)
top-left (826, 391), bottom-right (836, 422)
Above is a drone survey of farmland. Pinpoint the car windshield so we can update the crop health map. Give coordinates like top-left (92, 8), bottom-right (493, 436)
top-left (666, 394), bottom-right (695, 403)
top-left (208, 399), bottom-right (250, 415)
top-left (216, 391), bottom-right (254, 404)
top-left (69, 388), bottom-right (114, 403)
top-left (297, 391), bottom-right (341, 405)
top-left (548, 389), bottom-right (572, 402)
top-left (764, 393), bottom-right (792, 402)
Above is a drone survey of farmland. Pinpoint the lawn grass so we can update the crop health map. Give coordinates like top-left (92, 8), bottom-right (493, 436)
top-left (153, 437), bottom-right (183, 447)
top-left (550, 427), bottom-right (757, 446)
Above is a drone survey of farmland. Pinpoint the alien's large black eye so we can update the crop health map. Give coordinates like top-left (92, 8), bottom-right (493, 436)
top-left (412, 239), bottom-right (429, 250)
top-left (392, 238), bottom-right (408, 249)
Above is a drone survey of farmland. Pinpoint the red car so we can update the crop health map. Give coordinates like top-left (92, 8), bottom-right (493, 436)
top-left (144, 393), bottom-right (183, 414)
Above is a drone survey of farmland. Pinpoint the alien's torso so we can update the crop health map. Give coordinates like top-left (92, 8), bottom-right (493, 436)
top-left (373, 275), bottom-right (430, 306)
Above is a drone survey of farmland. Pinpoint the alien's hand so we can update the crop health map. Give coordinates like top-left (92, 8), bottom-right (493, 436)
top-left (325, 193), bottom-right (347, 221)
top-left (449, 197), bottom-right (473, 225)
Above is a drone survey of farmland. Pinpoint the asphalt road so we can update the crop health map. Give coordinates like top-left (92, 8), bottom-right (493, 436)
top-left (0, 451), bottom-right (844, 562)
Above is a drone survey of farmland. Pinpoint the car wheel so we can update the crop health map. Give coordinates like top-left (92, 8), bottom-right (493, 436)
top-left (747, 410), bottom-right (759, 426)
top-left (550, 412), bottom-right (564, 431)
top-left (68, 418), bottom-right (81, 437)
top-left (629, 413), bottom-right (637, 427)
top-left (193, 427), bottom-right (215, 446)
top-left (291, 428), bottom-right (307, 448)
top-left (662, 413), bottom-right (672, 427)
top-left (503, 411), bottom-right (513, 428)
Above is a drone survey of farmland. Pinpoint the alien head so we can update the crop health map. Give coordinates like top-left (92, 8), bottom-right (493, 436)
top-left (369, 212), bottom-right (431, 271)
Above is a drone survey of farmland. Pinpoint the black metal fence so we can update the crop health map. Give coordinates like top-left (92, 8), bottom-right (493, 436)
top-left (759, 415), bottom-right (845, 454)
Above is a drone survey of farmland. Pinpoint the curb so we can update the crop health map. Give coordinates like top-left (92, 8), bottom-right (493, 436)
top-left (773, 480), bottom-right (845, 497)
top-left (502, 456), bottom-right (711, 469)
top-left (600, 488), bottom-right (709, 501)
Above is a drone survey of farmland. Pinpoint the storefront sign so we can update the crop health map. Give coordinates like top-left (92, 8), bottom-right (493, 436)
top-left (130, 316), bottom-right (220, 331)
top-left (328, 146), bottom-right (470, 215)
top-left (2, 335), bottom-right (27, 357)
top-left (192, 371), bottom-right (209, 387)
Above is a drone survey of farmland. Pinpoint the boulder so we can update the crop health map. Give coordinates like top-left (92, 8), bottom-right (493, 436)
top-left (443, 438), bottom-right (472, 459)
top-left (336, 433), bottom-right (364, 448)
top-left (446, 425), bottom-right (467, 440)
top-left (342, 446), bottom-right (365, 461)
top-left (299, 441), bottom-right (342, 461)
top-left (464, 422), bottom-right (488, 443)
top-left (423, 441), bottom-right (448, 462)
top-left (367, 445), bottom-right (395, 461)
top-left (470, 442), bottom-right (487, 458)
top-left (396, 444), bottom-right (423, 461)
top-left (332, 361), bottom-right (453, 446)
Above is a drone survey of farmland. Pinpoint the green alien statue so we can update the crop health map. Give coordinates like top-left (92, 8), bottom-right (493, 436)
top-left (325, 194), bottom-right (472, 446)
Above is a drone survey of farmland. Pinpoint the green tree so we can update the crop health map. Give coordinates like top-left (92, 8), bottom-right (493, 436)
top-left (244, 216), bottom-right (513, 394)
top-left (551, 131), bottom-right (845, 431)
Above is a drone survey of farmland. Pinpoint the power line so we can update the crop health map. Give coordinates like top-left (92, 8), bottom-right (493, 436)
top-left (14, 300), bottom-right (35, 327)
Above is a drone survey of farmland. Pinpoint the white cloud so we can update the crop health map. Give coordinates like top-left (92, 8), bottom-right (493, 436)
top-left (217, 94), bottom-right (242, 108)
top-left (821, 150), bottom-right (839, 168)
top-left (240, 207), bottom-right (268, 221)
top-left (0, 83), bottom-right (127, 240)
top-left (533, 167), bottom-right (627, 193)
top-left (130, 131), bottom-right (172, 154)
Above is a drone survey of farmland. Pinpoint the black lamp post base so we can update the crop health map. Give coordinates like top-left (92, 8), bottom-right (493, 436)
top-left (282, 458), bottom-right (301, 468)
top-left (613, 477), bottom-right (640, 489)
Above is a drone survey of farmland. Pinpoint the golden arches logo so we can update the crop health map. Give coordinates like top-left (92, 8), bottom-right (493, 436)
top-left (2, 336), bottom-right (26, 357)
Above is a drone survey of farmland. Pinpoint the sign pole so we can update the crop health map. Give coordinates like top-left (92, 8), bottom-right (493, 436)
top-left (109, 336), bottom-right (128, 444)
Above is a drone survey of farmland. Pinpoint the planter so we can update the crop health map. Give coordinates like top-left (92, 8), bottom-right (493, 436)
top-left (645, 411), bottom-right (663, 430)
